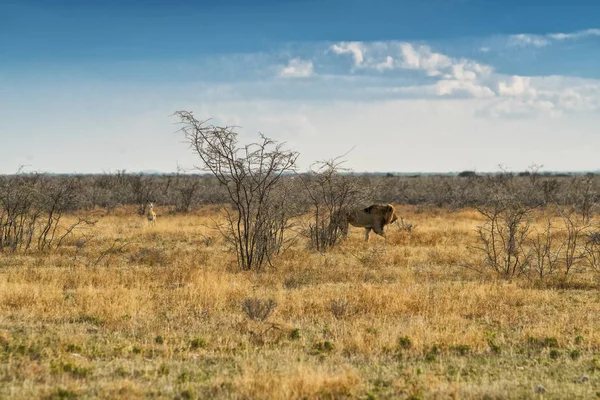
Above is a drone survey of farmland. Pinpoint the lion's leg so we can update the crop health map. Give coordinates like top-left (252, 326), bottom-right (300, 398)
top-left (365, 228), bottom-right (371, 241)
top-left (372, 222), bottom-right (385, 237)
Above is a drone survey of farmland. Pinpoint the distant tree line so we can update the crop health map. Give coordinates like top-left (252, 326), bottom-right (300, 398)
top-left (1, 169), bottom-right (599, 214)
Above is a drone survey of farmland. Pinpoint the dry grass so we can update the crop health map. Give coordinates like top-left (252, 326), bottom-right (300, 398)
top-left (0, 206), bottom-right (599, 399)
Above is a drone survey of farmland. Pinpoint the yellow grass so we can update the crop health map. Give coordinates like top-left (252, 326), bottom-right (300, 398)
top-left (0, 206), bottom-right (599, 399)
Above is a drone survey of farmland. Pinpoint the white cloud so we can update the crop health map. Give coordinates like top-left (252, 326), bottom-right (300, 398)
top-left (435, 79), bottom-right (496, 98)
top-left (508, 28), bottom-right (600, 47)
top-left (327, 38), bottom-right (600, 118)
top-left (547, 28), bottom-right (600, 41)
top-left (486, 75), bottom-right (600, 118)
top-left (451, 64), bottom-right (477, 81)
top-left (398, 43), bottom-right (453, 75)
top-left (497, 76), bottom-right (533, 97)
top-left (330, 42), bottom-right (365, 66)
top-left (508, 34), bottom-right (550, 48)
top-left (278, 58), bottom-right (314, 78)
top-left (397, 43), bottom-right (420, 69)
top-left (329, 41), bottom-right (491, 85)
top-left (329, 41), bottom-right (456, 76)
top-left (374, 56), bottom-right (395, 71)
top-left (334, 41), bottom-right (497, 99)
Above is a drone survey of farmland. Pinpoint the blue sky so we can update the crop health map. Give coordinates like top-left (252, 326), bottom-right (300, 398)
top-left (1, 0), bottom-right (600, 173)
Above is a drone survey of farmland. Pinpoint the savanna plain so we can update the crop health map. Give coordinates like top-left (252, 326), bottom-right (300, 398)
top-left (1, 204), bottom-right (600, 400)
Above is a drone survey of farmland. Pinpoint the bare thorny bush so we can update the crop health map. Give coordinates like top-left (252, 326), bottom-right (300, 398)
top-left (472, 185), bottom-right (535, 279)
top-left (470, 167), bottom-right (600, 284)
top-left (0, 170), bottom-right (98, 252)
top-left (298, 157), bottom-right (369, 252)
top-left (529, 218), bottom-right (561, 280)
top-left (582, 230), bottom-right (600, 274)
top-left (173, 165), bottom-right (201, 213)
top-left (242, 298), bottom-right (277, 321)
top-left (130, 174), bottom-right (159, 215)
top-left (175, 111), bottom-right (301, 271)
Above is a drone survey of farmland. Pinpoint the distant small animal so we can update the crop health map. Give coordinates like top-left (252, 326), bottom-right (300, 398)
top-left (147, 202), bottom-right (157, 226)
top-left (346, 203), bottom-right (398, 241)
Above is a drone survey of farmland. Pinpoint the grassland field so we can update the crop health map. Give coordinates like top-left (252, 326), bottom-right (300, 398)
top-left (1, 205), bottom-right (599, 399)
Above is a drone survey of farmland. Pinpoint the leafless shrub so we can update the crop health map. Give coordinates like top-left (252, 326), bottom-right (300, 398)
top-left (173, 165), bottom-right (200, 213)
top-left (468, 166), bottom-right (598, 282)
top-left (91, 238), bottom-right (134, 267)
top-left (557, 208), bottom-right (590, 277)
top-left (328, 298), bottom-right (357, 319)
top-left (588, 230), bottom-right (600, 244)
top-left (299, 157), bottom-right (369, 252)
top-left (395, 217), bottom-right (415, 233)
top-left (470, 171), bottom-right (537, 279)
top-left (37, 178), bottom-right (89, 251)
top-left (475, 205), bottom-right (534, 278)
top-left (129, 174), bottom-right (159, 215)
top-left (242, 298), bottom-right (276, 321)
top-left (70, 233), bottom-right (96, 266)
top-left (565, 175), bottom-right (598, 224)
top-left (528, 218), bottom-right (562, 281)
top-left (0, 170), bottom-right (97, 252)
top-left (0, 171), bottom-right (42, 251)
top-left (199, 233), bottom-right (215, 247)
top-left (175, 110), bottom-right (299, 271)
top-left (86, 169), bottom-right (131, 211)
top-left (582, 230), bottom-right (600, 273)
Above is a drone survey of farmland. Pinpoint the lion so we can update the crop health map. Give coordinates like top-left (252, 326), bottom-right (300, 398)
top-left (345, 203), bottom-right (398, 241)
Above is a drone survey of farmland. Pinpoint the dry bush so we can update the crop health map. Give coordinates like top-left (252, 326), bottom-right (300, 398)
top-left (472, 198), bottom-right (535, 279)
top-left (394, 216), bottom-right (415, 233)
top-left (557, 208), bottom-right (591, 278)
top-left (582, 230), bottom-right (600, 274)
top-left (563, 174), bottom-right (599, 223)
top-left (127, 173), bottom-right (163, 215)
top-left (0, 170), bottom-right (97, 252)
top-left (242, 298), bottom-right (277, 321)
top-left (470, 169), bottom-right (545, 279)
top-left (299, 157), bottom-right (369, 252)
top-left (469, 168), bottom-right (599, 283)
top-left (528, 218), bottom-right (561, 280)
top-left (172, 165), bottom-right (201, 213)
top-left (175, 111), bottom-right (300, 271)
top-left (328, 298), bottom-right (358, 320)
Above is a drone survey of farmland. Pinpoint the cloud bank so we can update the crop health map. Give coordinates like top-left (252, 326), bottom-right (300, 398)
top-left (2, 29), bottom-right (600, 173)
